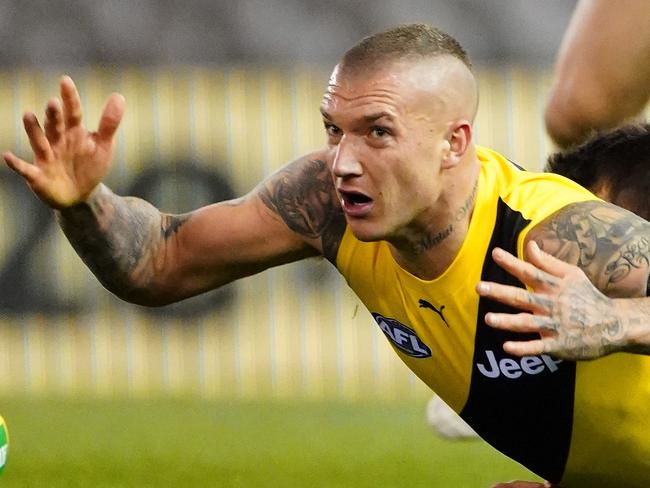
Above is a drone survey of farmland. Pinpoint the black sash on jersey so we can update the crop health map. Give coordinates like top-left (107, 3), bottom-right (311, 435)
top-left (460, 197), bottom-right (576, 484)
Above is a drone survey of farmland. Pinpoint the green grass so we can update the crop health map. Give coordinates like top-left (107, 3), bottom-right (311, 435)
top-left (0, 396), bottom-right (539, 487)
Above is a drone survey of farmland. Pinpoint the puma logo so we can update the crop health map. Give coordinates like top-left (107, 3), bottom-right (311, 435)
top-left (418, 299), bottom-right (449, 327)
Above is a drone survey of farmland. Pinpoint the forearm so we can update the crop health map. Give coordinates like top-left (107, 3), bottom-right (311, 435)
top-left (614, 297), bottom-right (650, 355)
top-left (57, 184), bottom-right (186, 305)
top-left (545, 0), bottom-right (650, 148)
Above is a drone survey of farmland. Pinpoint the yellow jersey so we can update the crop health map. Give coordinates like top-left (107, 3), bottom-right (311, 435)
top-left (336, 146), bottom-right (650, 487)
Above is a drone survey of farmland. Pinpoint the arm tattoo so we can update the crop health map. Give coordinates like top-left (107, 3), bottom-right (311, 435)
top-left (606, 237), bottom-right (650, 284)
top-left (162, 213), bottom-right (190, 239)
top-left (57, 184), bottom-right (190, 302)
top-left (259, 158), bottom-right (345, 263)
top-left (530, 200), bottom-right (650, 294)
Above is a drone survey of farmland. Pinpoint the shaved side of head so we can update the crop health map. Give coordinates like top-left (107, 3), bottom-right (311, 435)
top-left (336, 24), bottom-right (479, 122)
top-left (341, 23), bottom-right (472, 71)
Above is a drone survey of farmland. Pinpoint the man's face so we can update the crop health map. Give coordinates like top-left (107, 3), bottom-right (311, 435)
top-left (320, 60), bottom-right (453, 242)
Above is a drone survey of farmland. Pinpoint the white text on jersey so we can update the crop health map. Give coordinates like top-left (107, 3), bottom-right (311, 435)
top-left (476, 349), bottom-right (563, 379)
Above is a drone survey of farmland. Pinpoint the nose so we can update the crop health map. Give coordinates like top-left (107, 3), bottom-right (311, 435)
top-left (332, 135), bottom-right (363, 178)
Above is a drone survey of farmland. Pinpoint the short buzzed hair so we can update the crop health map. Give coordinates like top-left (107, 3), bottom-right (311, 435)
top-left (547, 123), bottom-right (650, 220)
top-left (342, 23), bottom-right (472, 70)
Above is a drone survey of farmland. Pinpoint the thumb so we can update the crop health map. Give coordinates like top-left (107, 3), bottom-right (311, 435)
top-left (96, 93), bottom-right (125, 144)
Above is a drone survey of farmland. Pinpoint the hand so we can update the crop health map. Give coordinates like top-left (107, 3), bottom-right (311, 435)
top-left (3, 75), bottom-right (125, 209)
top-left (476, 241), bottom-right (624, 360)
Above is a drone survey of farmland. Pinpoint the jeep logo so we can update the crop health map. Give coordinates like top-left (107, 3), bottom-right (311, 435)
top-left (371, 313), bottom-right (432, 358)
top-left (476, 349), bottom-right (563, 379)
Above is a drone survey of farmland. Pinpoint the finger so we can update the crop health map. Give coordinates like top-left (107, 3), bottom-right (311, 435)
top-left (476, 282), bottom-right (554, 314)
top-left (492, 247), bottom-right (560, 289)
top-left (502, 339), bottom-right (546, 357)
top-left (525, 240), bottom-right (575, 279)
top-left (60, 75), bottom-right (83, 129)
top-left (96, 93), bottom-right (125, 144)
top-left (3, 151), bottom-right (41, 185)
top-left (44, 97), bottom-right (64, 144)
top-left (485, 312), bottom-right (556, 333)
top-left (23, 112), bottom-right (52, 161)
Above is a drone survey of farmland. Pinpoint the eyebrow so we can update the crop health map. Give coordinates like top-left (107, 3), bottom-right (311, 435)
top-left (319, 109), bottom-right (394, 123)
top-left (362, 112), bottom-right (394, 123)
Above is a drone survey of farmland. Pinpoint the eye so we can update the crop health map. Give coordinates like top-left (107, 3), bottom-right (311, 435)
top-left (324, 123), bottom-right (342, 138)
top-left (370, 126), bottom-right (390, 138)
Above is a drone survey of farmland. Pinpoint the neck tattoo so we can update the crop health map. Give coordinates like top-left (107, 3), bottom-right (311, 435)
top-left (412, 180), bottom-right (478, 255)
top-left (454, 180), bottom-right (478, 222)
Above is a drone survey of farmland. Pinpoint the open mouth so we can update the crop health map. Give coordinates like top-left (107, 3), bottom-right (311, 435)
top-left (341, 191), bottom-right (371, 205)
top-left (339, 190), bottom-right (373, 215)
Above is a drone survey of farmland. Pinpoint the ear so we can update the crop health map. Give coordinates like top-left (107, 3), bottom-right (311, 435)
top-left (441, 121), bottom-right (472, 169)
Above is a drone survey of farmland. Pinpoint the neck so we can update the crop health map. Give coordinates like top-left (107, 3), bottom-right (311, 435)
top-left (390, 162), bottom-right (480, 280)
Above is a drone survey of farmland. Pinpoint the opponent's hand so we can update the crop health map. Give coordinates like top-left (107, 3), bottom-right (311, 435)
top-left (476, 241), bottom-right (624, 360)
top-left (3, 75), bottom-right (125, 209)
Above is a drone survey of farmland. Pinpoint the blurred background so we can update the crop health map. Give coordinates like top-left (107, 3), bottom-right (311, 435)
top-left (0, 0), bottom-right (577, 400)
top-left (0, 0), bottom-right (576, 66)
top-left (0, 0), bottom-right (619, 486)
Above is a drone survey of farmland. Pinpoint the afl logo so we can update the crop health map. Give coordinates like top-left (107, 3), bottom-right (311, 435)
top-left (371, 313), bottom-right (432, 358)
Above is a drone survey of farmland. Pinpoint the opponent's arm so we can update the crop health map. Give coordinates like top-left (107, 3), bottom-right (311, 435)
top-left (545, 0), bottom-right (650, 148)
top-left (476, 201), bottom-right (650, 359)
top-left (5, 76), bottom-right (345, 306)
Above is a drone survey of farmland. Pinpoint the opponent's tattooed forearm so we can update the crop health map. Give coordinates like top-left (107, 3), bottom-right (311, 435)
top-left (57, 184), bottom-right (189, 303)
top-left (259, 158), bottom-right (345, 263)
top-left (530, 200), bottom-right (650, 295)
top-left (536, 277), bottom-right (623, 359)
top-left (612, 296), bottom-right (650, 355)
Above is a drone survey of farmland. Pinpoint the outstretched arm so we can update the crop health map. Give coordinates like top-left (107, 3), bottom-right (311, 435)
top-left (477, 201), bottom-right (650, 360)
top-left (53, 183), bottom-right (319, 306)
top-left (5, 76), bottom-right (345, 306)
